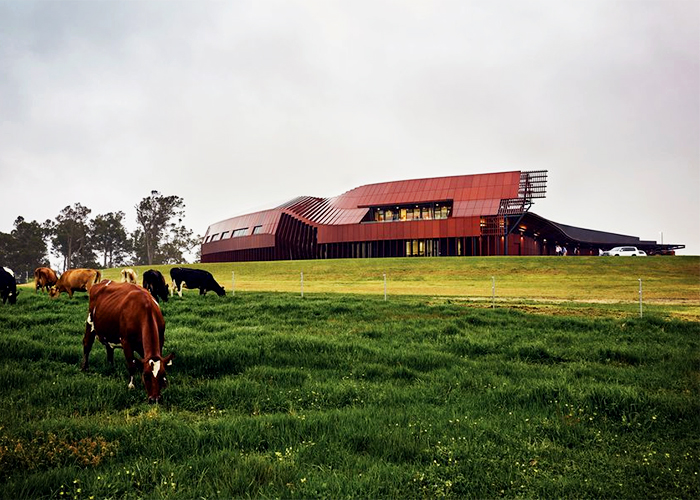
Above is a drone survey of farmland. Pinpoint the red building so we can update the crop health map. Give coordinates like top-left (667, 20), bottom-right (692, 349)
top-left (201, 170), bottom-right (682, 262)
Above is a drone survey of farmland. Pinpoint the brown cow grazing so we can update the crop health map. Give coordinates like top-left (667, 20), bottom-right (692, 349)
top-left (81, 281), bottom-right (174, 403)
top-left (49, 268), bottom-right (102, 298)
top-left (120, 268), bottom-right (138, 284)
top-left (34, 267), bottom-right (59, 293)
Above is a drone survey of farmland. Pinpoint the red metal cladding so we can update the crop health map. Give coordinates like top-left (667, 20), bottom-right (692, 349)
top-left (201, 171), bottom-right (555, 262)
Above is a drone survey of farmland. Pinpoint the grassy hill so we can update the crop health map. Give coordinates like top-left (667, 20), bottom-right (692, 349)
top-left (92, 256), bottom-right (700, 319)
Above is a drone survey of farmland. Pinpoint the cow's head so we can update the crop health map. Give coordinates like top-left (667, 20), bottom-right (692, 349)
top-left (2, 289), bottom-right (17, 305)
top-left (137, 353), bottom-right (175, 403)
top-left (215, 285), bottom-right (226, 297)
top-left (48, 286), bottom-right (60, 298)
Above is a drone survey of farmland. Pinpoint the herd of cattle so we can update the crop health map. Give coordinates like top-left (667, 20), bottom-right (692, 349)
top-left (1, 265), bottom-right (227, 403)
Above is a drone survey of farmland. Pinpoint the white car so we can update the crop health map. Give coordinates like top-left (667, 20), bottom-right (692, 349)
top-left (602, 246), bottom-right (647, 257)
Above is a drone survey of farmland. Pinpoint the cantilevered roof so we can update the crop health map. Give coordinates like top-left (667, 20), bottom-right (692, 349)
top-left (518, 212), bottom-right (684, 253)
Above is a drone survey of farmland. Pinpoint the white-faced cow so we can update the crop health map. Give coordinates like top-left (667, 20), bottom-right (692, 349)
top-left (1, 267), bottom-right (18, 305)
top-left (170, 267), bottom-right (225, 297)
top-left (143, 269), bottom-right (169, 302)
top-left (50, 268), bottom-right (102, 298)
top-left (120, 268), bottom-right (138, 284)
top-left (34, 267), bottom-right (59, 293)
top-left (81, 281), bottom-right (174, 403)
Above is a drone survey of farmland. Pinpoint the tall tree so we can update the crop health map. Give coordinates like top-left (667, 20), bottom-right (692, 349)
top-left (0, 216), bottom-right (49, 282)
top-left (91, 211), bottom-right (131, 268)
top-left (135, 191), bottom-right (194, 265)
top-left (50, 203), bottom-right (93, 271)
top-left (159, 222), bottom-right (200, 264)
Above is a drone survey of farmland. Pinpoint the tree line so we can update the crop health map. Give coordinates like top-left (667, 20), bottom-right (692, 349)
top-left (0, 191), bottom-right (200, 282)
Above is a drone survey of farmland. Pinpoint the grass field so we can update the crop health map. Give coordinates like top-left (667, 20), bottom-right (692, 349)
top-left (97, 256), bottom-right (700, 318)
top-left (1, 257), bottom-right (699, 498)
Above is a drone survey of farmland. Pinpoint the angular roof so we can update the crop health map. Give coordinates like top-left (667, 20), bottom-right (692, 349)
top-left (205, 170), bottom-right (534, 237)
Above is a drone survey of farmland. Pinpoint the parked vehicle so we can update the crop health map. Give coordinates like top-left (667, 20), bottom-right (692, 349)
top-left (601, 246), bottom-right (647, 257)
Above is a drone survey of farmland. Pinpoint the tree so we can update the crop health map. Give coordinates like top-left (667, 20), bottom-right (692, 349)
top-left (50, 203), bottom-right (94, 271)
top-left (0, 216), bottom-right (49, 282)
top-left (91, 211), bottom-right (131, 268)
top-left (134, 191), bottom-right (197, 265)
top-left (158, 222), bottom-right (200, 264)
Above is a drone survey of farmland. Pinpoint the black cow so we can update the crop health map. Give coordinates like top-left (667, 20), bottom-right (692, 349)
top-left (170, 267), bottom-right (225, 297)
top-left (143, 269), bottom-right (169, 302)
top-left (1, 267), bottom-right (19, 305)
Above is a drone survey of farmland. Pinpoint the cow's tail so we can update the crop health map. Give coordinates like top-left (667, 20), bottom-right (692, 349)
top-left (94, 270), bottom-right (102, 284)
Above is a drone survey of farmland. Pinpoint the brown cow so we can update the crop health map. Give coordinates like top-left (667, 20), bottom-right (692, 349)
top-left (49, 268), bottom-right (102, 298)
top-left (81, 281), bottom-right (174, 403)
top-left (34, 267), bottom-right (59, 293)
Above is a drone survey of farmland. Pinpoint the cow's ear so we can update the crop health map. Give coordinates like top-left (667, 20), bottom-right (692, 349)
top-left (132, 357), bottom-right (143, 369)
top-left (163, 353), bottom-right (175, 366)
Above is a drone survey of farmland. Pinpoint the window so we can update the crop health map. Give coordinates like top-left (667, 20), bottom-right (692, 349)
top-left (221, 231), bottom-right (229, 239)
top-left (364, 201), bottom-right (452, 224)
top-left (210, 233), bottom-right (219, 241)
top-left (252, 225), bottom-right (263, 235)
top-left (232, 228), bottom-right (248, 237)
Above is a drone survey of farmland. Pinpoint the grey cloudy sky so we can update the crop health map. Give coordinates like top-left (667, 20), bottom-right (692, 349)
top-left (1, 0), bottom-right (698, 256)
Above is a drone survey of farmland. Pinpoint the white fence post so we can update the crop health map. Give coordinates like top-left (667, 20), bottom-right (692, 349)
top-left (231, 271), bottom-right (235, 297)
top-left (383, 273), bottom-right (387, 301)
top-left (638, 278), bottom-right (643, 318)
top-left (492, 276), bottom-right (496, 309)
top-left (301, 271), bottom-right (304, 298)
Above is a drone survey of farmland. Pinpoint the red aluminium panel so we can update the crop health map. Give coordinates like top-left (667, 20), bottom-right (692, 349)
top-left (202, 171), bottom-right (532, 260)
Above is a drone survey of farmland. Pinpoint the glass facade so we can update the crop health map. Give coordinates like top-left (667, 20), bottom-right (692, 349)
top-left (365, 201), bottom-right (452, 223)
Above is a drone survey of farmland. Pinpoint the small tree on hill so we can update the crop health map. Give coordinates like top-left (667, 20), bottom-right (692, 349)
top-left (49, 203), bottom-right (95, 271)
top-left (0, 216), bottom-right (49, 282)
top-left (134, 191), bottom-right (197, 265)
top-left (91, 211), bottom-right (131, 268)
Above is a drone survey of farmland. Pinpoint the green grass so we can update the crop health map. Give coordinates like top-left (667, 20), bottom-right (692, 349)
top-left (88, 255), bottom-right (700, 304)
top-left (2, 257), bottom-right (699, 498)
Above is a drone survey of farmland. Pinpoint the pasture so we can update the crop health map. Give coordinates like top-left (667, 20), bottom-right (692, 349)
top-left (1, 257), bottom-right (698, 498)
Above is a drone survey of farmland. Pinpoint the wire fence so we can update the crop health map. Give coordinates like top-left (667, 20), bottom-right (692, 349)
top-left (227, 270), bottom-right (698, 318)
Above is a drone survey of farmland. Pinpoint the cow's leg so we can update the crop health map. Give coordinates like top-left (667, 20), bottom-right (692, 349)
top-left (122, 343), bottom-right (138, 390)
top-left (105, 344), bottom-right (115, 365)
top-left (199, 287), bottom-right (206, 295)
top-left (177, 281), bottom-right (184, 298)
top-left (81, 312), bottom-right (97, 371)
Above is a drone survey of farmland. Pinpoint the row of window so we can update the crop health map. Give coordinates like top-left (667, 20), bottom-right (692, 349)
top-left (204, 225), bottom-right (263, 243)
top-left (365, 202), bottom-right (452, 223)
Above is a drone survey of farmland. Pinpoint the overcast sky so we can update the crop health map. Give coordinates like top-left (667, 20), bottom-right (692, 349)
top-left (1, 0), bottom-right (698, 257)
